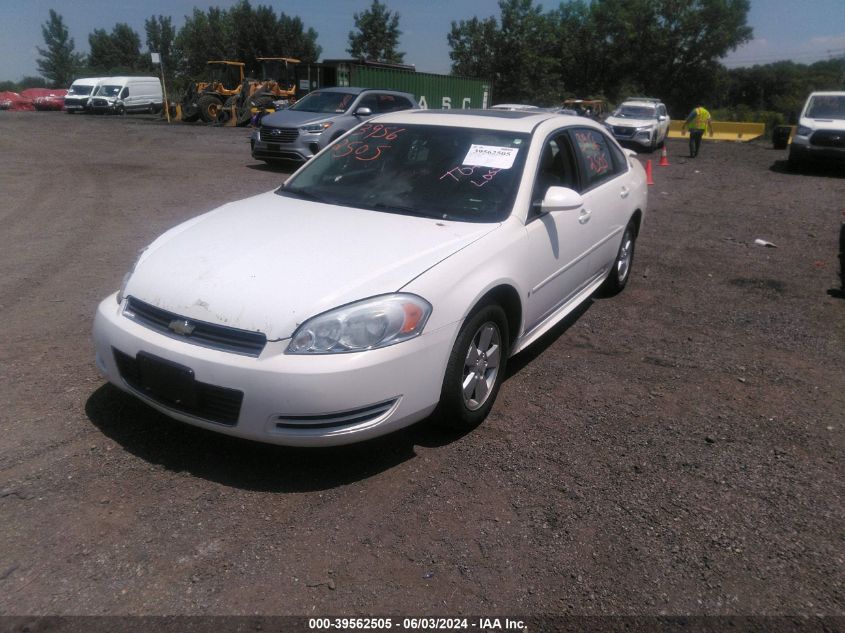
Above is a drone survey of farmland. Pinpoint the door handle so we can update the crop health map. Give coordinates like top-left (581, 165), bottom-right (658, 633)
top-left (578, 209), bottom-right (591, 224)
top-left (620, 186), bottom-right (630, 199)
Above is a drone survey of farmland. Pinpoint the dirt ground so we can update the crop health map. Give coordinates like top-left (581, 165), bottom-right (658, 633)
top-left (0, 112), bottom-right (842, 622)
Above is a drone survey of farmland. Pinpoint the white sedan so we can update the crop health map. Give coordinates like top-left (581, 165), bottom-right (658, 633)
top-left (93, 110), bottom-right (647, 446)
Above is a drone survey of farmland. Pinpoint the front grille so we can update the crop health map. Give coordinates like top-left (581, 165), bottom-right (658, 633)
top-left (113, 348), bottom-right (243, 426)
top-left (273, 399), bottom-right (399, 430)
top-left (124, 297), bottom-right (267, 357)
top-left (91, 98), bottom-right (109, 107)
top-left (810, 130), bottom-right (845, 148)
top-left (259, 126), bottom-right (299, 143)
top-left (612, 126), bottom-right (636, 137)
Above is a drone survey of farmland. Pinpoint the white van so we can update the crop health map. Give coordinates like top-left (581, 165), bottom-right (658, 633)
top-left (64, 77), bottom-right (107, 113)
top-left (89, 76), bottom-right (163, 114)
top-left (788, 91), bottom-right (845, 169)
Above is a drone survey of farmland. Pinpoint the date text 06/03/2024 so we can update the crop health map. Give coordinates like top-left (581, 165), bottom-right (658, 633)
top-left (307, 617), bottom-right (526, 631)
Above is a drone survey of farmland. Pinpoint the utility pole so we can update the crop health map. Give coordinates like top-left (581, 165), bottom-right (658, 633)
top-left (151, 51), bottom-right (171, 122)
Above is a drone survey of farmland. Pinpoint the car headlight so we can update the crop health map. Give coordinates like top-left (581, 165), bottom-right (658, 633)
top-left (796, 125), bottom-right (813, 136)
top-left (300, 121), bottom-right (333, 133)
top-left (287, 294), bottom-right (432, 354)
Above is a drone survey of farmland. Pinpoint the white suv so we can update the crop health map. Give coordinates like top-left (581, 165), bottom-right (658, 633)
top-left (604, 98), bottom-right (670, 152)
top-left (788, 91), bottom-right (845, 169)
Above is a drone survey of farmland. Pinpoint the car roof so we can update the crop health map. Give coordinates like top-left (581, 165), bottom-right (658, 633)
top-left (310, 86), bottom-right (413, 96)
top-left (371, 108), bottom-right (602, 133)
top-left (621, 100), bottom-right (659, 107)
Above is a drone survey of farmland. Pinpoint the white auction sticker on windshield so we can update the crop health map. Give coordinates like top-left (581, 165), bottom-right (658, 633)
top-left (462, 145), bottom-right (518, 169)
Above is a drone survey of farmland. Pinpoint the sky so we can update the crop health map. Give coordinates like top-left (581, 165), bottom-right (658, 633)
top-left (1, 0), bottom-right (844, 82)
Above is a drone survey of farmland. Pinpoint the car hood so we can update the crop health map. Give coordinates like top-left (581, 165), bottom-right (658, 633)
top-left (261, 109), bottom-right (344, 128)
top-left (799, 115), bottom-right (845, 131)
top-left (125, 191), bottom-right (498, 340)
top-left (605, 115), bottom-right (656, 128)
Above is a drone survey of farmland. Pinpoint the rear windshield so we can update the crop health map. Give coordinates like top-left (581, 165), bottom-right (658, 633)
top-left (279, 123), bottom-right (530, 223)
top-left (805, 95), bottom-right (845, 120)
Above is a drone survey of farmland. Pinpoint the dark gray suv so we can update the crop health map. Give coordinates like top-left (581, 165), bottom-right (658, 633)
top-left (250, 87), bottom-right (418, 164)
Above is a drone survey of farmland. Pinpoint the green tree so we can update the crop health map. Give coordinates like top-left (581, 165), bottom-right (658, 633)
top-left (448, 0), bottom-right (563, 105)
top-left (145, 15), bottom-right (176, 71)
top-left (173, 7), bottom-right (231, 77)
top-left (347, 0), bottom-right (405, 64)
top-left (549, 0), bottom-right (606, 99)
top-left (174, 3), bottom-right (321, 79)
top-left (447, 16), bottom-right (498, 79)
top-left (591, 0), bottom-right (753, 112)
top-left (36, 10), bottom-right (84, 87)
top-left (276, 14), bottom-right (321, 64)
top-left (88, 23), bottom-right (143, 73)
top-left (227, 1), bottom-right (321, 74)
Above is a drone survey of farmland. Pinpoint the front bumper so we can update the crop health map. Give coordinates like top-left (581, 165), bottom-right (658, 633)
top-left (93, 294), bottom-right (454, 446)
top-left (609, 127), bottom-right (655, 148)
top-left (250, 128), bottom-right (326, 163)
top-left (64, 99), bottom-right (89, 111)
top-left (790, 135), bottom-right (845, 162)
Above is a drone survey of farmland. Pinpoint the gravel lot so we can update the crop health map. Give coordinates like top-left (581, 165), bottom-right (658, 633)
top-left (0, 112), bottom-right (843, 622)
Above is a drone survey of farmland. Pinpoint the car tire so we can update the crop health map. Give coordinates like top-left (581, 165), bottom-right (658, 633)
top-left (181, 103), bottom-right (200, 122)
top-left (599, 220), bottom-right (637, 296)
top-left (436, 304), bottom-right (509, 431)
top-left (198, 95), bottom-right (222, 123)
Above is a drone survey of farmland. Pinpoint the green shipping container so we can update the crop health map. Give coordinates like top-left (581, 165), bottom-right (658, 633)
top-left (331, 63), bottom-right (491, 110)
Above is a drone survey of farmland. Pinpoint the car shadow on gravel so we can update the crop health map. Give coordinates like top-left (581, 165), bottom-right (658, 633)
top-left (770, 159), bottom-right (845, 178)
top-left (84, 385), bottom-right (460, 492)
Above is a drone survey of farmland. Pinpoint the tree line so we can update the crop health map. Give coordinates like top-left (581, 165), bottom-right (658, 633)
top-left (10, 0), bottom-right (845, 121)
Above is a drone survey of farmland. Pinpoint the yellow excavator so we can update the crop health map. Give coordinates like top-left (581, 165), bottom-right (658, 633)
top-left (181, 57), bottom-right (300, 125)
top-left (181, 61), bottom-right (246, 123)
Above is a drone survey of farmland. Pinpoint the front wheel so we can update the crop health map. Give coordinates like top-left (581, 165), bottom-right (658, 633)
top-left (787, 146), bottom-right (804, 172)
top-left (600, 221), bottom-right (637, 296)
top-left (436, 304), bottom-right (509, 431)
top-left (197, 95), bottom-right (222, 123)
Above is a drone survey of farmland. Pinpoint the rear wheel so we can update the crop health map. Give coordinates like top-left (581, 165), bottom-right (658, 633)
top-left (198, 95), bottom-right (222, 123)
top-left (436, 304), bottom-right (509, 431)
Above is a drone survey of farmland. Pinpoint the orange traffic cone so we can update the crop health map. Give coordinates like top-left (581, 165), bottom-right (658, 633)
top-left (645, 159), bottom-right (654, 185)
top-left (658, 145), bottom-right (670, 166)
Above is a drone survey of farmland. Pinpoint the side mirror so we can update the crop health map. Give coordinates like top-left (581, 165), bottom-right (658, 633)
top-left (535, 186), bottom-right (584, 214)
top-left (658, 115), bottom-right (667, 122)
top-left (354, 107), bottom-right (373, 117)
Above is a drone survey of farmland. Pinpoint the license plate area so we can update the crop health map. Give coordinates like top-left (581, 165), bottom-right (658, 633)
top-left (137, 352), bottom-right (198, 409)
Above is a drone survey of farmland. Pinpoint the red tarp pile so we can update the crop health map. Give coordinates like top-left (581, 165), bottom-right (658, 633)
top-left (0, 88), bottom-right (68, 111)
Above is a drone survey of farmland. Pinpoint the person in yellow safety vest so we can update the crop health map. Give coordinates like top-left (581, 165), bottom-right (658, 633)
top-left (681, 105), bottom-right (714, 158)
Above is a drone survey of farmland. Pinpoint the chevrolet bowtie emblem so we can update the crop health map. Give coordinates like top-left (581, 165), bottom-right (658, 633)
top-left (168, 319), bottom-right (196, 336)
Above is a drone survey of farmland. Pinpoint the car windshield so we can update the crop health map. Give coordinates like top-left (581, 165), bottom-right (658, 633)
top-left (68, 85), bottom-right (93, 96)
top-left (279, 123), bottom-right (530, 223)
top-left (806, 95), bottom-right (845, 119)
top-left (615, 105), bottom-right (657, 119)
top-left (290, 90), bottom-right (357, 114)
top-left (96, 85), bottom-right (121, 97)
